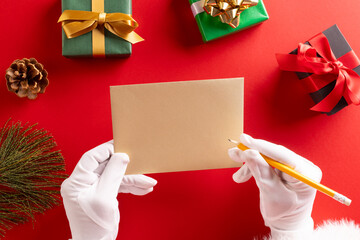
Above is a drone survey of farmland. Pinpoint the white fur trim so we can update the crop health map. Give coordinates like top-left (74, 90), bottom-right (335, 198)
top-left (261, 219), bottom-right (360, 240)
top-left (313, 219), bottom-right (360, 239)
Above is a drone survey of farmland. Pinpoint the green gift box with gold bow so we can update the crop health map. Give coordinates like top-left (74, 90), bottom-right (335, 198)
top-left (189, 0), bottom-right (269, 42)
top-left (59, 0), bottom-right (143, 57)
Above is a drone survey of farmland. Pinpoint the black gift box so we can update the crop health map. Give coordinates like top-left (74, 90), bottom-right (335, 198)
top-left (290, 25), bottom-right (360, 115)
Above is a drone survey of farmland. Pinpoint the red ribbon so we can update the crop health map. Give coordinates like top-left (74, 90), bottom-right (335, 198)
top-left (276, 33), bottom-right (360, 112)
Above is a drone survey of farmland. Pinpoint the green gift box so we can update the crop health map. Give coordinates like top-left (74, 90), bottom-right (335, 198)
top-left (61, 0), bottom-right (133, 57)
top-left (189, 0), bottom-right (269, 42)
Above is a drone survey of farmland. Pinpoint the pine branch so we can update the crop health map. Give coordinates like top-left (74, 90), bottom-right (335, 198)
top-left (0, 119), bottom-right (67, 237)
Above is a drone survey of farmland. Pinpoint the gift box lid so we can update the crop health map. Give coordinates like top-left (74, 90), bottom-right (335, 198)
top-left (189, 0), bottom-right (269, 42)
top-left (278, 24), bottom-right (360, 115)
top-left (61, 0), bottom-right (132, 57)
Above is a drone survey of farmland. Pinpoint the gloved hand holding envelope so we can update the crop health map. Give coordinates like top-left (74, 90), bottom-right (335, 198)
top-left (110, 78), bottom-right (244, 174)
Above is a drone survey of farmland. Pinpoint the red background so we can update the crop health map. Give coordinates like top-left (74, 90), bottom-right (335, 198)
top-left (1, 0), bottom-right (360, 239)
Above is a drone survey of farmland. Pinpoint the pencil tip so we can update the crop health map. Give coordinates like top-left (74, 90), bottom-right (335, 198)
top-left (228, 139), bottom-right (239, 144)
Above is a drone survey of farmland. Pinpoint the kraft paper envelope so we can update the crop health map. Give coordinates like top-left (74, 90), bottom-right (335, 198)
top-left (110, 78), bottom-right (243, 174)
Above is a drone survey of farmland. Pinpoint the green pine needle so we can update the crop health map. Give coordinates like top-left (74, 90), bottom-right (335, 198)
top-left (0, 119), bottom-right (67, 237)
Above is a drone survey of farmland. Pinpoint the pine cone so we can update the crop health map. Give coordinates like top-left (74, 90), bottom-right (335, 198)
top-left (5, 58), bottom-right (49, 99)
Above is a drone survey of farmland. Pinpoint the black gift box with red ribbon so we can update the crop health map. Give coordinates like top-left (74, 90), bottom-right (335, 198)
top-left (276, 25), bottom-right (360, 115)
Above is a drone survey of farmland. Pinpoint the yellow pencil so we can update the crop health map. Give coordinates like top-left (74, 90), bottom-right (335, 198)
top-left (228, 139), bottom-right (351, 206)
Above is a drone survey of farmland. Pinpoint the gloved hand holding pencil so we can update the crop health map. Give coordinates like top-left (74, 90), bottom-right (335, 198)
top-left (228, 134), bottom-right (323, 239)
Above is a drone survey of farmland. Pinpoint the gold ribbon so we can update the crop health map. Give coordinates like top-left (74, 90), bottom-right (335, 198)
top-left (204, 0), bottom-right (258, 28)
top-left (58, 8), bottom-right (144, 56)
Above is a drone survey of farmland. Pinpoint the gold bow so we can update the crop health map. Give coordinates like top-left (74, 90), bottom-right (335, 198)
top-left (204, 0), bottom-right (258, 28)
top-left (58, 10), bottom-right (144, 44)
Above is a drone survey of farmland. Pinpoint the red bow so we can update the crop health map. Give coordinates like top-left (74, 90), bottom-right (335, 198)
top-left (276, 33), bottom-right (360, 112)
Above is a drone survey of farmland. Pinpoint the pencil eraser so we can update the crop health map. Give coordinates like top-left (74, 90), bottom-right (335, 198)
top-left (344, 197), bottom-right (352, 206)
top-left (333, 193), bottom-right (352, 206)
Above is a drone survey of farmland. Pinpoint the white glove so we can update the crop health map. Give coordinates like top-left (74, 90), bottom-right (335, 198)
top-left (61, 141), bottom-right (157, 240)
top-left (228, 134), bottom-right (322, 240)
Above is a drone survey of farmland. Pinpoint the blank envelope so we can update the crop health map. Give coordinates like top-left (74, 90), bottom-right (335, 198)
top-left (110, 78), bottom-right (244, 174)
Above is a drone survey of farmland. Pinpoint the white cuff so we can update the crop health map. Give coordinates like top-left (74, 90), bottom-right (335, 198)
top-left (270, 218), bottom-right (314, 240)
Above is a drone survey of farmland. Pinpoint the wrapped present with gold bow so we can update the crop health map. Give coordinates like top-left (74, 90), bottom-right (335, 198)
top-left (58, 0), bottom-right (143, 57)
top-left (189, 0), bottom-right (269, 42)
